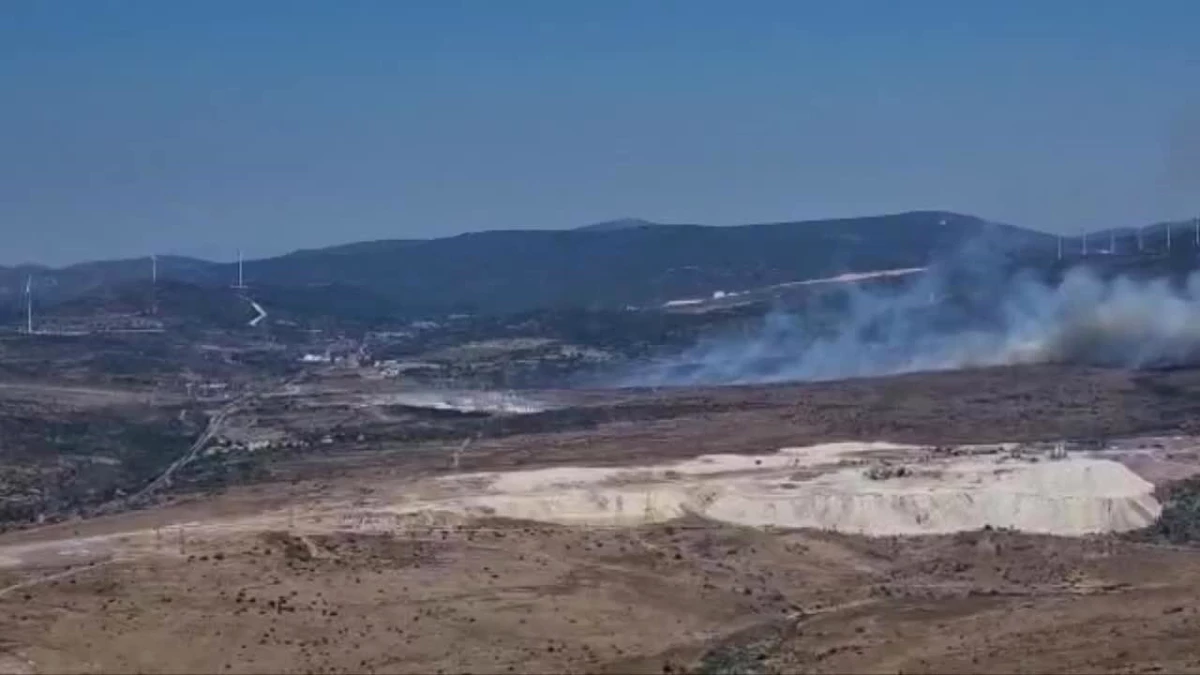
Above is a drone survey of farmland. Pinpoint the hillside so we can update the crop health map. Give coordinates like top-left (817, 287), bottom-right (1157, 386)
top-left (3, 211), bottom-right (1054, 319)
top-left (249, 211), bottom-right (1049, 314)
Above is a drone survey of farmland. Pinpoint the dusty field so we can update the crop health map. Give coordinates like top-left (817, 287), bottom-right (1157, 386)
top-left (0, 382), bottom-right (164, 408)
top-left (5, 364), bottom-right (1200, 673)
top-left (4, 513), bottom-right (1200, 674)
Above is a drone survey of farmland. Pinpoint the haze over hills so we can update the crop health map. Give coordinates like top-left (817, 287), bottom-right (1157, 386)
top-left (7, 209), bottom-right (1196, 322)
top-left (574, 217), bottom-right (671, 231)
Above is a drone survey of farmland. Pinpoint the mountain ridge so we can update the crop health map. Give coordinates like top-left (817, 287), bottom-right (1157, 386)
top-left (1, 210), bottom-right (1057, 319)
top-left (3, 210), bottom-right (1012, 272)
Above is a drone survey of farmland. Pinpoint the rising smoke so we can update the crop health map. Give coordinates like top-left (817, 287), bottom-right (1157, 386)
top-left (618, 240), bottom-right (1200, 387)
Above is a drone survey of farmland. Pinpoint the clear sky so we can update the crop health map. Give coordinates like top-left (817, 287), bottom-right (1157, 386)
top-left (2, 0), bottom-right (1198, 266)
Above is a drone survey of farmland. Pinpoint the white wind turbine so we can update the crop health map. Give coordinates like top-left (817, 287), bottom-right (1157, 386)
top-left (24, 275), bottom-right (33, 335)
top-left (151, 254), bottom-right (158, 315)
top-left (232, 249), bottom-right (248, 290)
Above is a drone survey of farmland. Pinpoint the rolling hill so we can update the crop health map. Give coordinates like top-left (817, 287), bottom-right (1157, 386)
top-left (3, 211), bottom-right (1059, 320)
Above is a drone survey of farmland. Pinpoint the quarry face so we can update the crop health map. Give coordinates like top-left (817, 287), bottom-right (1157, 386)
top-left (416, 442), bottom-right (1162, 536)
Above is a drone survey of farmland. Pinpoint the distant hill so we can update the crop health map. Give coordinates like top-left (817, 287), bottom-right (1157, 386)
top-left (0, 255), bottom-right (219, 307)
top-left (244, 210), bottom-right (1050, 315)
top-left (4, 211), bottom-right (1056, 321)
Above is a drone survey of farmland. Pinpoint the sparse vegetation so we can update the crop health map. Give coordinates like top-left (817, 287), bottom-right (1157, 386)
top-left (865, 463), bottom-right (910, 481)
top-left (1129, 476), bottom-right (1200, 545)
top-left (694, 628), bottom-right (783, 675)
top-left (0, 403), bottom-right (205, 530)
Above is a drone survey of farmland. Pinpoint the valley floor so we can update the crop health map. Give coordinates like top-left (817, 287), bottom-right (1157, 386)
top-left (5, 364), bottom-right (1200, 673)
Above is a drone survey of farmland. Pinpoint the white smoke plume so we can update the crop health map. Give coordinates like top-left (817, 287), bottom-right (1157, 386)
top-left (368, 390), bottom-right (551, 414)
top-left (619, 247), bottom-right (1200, 387)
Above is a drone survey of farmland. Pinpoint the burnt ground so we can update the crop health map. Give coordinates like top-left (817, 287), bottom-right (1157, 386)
top-left (248, 364), bottom-right (1200, 485)
top-left (8, 361), bottom-right (1200, 525)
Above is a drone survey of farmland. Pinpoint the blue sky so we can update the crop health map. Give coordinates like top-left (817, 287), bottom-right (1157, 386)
top-left (2, 0), bottom-right (1198, 265)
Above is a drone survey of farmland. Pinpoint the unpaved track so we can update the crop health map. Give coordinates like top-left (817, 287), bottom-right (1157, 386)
top-left (0, 560), bottom-right (117, 600)
top-left (0, 382), bottom-right (152, 407)
top-left (127, 400), bottom-right (236, 502)
top-left (126, 375), bottom-right (301, 506)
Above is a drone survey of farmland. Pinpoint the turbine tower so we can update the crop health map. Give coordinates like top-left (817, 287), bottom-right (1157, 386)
top-left (150, 254), bottom-right (158, 315)
top-left (1109, 229), bottom-right (1116, 254)
top-left (24, 276), bottom-right (33, 335)
top-left (1056, 235), bottom-right (1063, 261)
top-left (233, 249), bottom-right (247, 290)
top-left (1081, 232), bottom-right (1088, 256)
top-left (1137, 226), bottom-right (1144, 252)
top-left (1167, 222), bottom-right (1173, 253)
top-left (1194, 216), bottom-right (1199, 249)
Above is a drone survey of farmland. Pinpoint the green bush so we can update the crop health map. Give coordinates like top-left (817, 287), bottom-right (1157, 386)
top-left (1133, 476), bottom-right (1200, 545)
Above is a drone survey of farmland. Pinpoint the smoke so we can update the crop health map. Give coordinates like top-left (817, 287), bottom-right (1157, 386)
top-left (617, 242), bottom-right (1200, 387)
top-left (374, 390), bottom-right (551, 414)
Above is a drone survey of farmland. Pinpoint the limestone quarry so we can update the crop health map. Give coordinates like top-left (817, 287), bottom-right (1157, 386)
top-left (416, 442), bottom-right (1162, 536)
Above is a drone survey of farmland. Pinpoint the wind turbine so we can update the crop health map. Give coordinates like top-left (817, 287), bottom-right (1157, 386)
top-left (1167, 222), bottom-right (1173, 253)
top-left (232, 249), bottom-right (247, 290)
top-left (1056, 235), bottom-right (1063, 261)
top-left (1109, 229), bottom-right (1116, 255)
top-left (150, 254), bottom-right (158, 315)
top-left (24, 276), bottom-right (33, 335)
